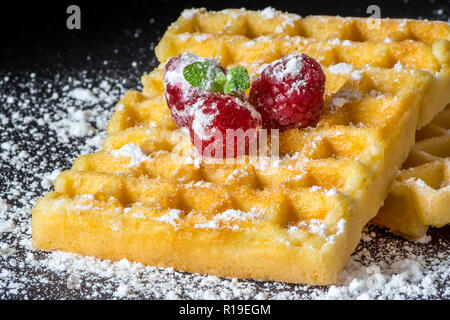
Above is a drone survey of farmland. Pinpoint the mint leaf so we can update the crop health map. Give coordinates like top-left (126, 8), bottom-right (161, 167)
top-left (224, 66), bottom-right (250, 94)
top-left (183, 61), bottom-right (210, 89)
top-left (183, 61), bottom-right (225, 92)
top-left (183, 62), bottom-right (250, 95)
top-left (212, 71), bottom-right (226, 92)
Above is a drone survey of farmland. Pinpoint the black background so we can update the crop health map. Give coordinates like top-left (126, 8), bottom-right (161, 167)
top-left (2, 0), bottom-right (450, 71)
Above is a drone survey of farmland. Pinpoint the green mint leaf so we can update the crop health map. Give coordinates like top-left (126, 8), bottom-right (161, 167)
top-left (224, 66), bottom-right (250, 94)
top-left (183, 62), bottom-right (250, 95)
top-left (212, 71), bottom-right (226, 92)
top-left (183, 61), bottom-right (225, 92)
top-left (183, 61), bottom-right (210, 90)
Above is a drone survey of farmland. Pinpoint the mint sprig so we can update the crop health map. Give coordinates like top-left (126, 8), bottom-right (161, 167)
top-left (224, 66), bottom-right (250, 94)
top-left (212, 70), bottom-right (227, 92)
top-left (182, 61), bottom-right (225, 92)
top-left (183, 61), bottom-right (250, 95)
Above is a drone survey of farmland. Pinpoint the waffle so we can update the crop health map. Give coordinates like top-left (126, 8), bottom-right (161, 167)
top-left (32, 8), bottom-right (449, 285)
top-left (155, 7), bottom-right (450, 128)
top-left (374, 105), bottom-right (450, 239)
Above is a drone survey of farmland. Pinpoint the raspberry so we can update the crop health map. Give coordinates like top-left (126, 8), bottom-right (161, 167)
top-left (163, 53), bottom-right (222, 128)
top-left (189, 94), bottom-right (262, 158)
top-left (163, 53), bottom-right (261, 158)
top-left (249, 54), bottom-right (326, 130)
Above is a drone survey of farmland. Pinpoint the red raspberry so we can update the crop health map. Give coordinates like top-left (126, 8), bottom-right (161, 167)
top-left (163, 53), bottom-right (222, 128)
top-left (249, 54), bottom-right (326, 130)
top-left (189, 94), bottom-right (262, 158)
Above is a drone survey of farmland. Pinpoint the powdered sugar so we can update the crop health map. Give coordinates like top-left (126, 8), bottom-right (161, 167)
top-left (152, 209), bottom-right (182, 227)
top-left (178, 33), bottom-right (212, 42)
top-left (328, 62), bottom-right (355, 75)
top-left (328, 62), bottom-right (363, 80)
top-left (394, 61), bottom-right (405, 72)
top-left (189, 98), bottom-right (218, 139)
top-left (329, 88), bottom-right (363, 112)
top-left (288, 218), bottom-right (346, 243)
top-left (327, 38), bottom-right (353, 47)
top-left (330, 97), bottom-right (348, 109)
top-left (41, 168), bottom-right (62, 189)
top-left (267, 54), bottom-right (305, 83)
top-left (415, 234), bottom-right (432, 244)
top-left (164, 53), bottom-right (220, 96)
top-left (0, 219), bottom-right (15, 234)
top-left (181, 8), bottom-right (200, 19)
top-left (226, 169), bottom-right (249, 182)
top-left (48, 108), bottom-right (95, 141)
top-left (260, 7), bottom-right (277, 19)
top-left (306, 219), bottom-right (328, 238)
top-left (69, 88), bottom-right (98, 102)
top-left (309, 185), bottom-right (340, 197)
top-left (194, 208), bottom-right (262, 231)
top-left (110, 143), bottom-right (148, 168)
top-left (320, 234), bottom-right (449, 299)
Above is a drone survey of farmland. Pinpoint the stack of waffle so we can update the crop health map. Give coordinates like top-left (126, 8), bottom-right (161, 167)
top-left (32, 8), bottom-right (450, 285)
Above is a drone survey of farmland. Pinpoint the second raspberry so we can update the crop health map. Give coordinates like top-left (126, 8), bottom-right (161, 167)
top-left (249, 54), bottom-right (326, 130)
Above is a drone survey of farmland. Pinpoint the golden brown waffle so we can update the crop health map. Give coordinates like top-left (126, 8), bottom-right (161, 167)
top-left (155, 7), bottom-right (450, 128)
top-left (32, 8), bottom-right (449, 285)
top-left (169, 8), bottom-right (450, 45)
top-left (154, 7), bottom-right (450, 239)
top-left (374, 105), bottom-right (450, 239)
top-left (32, 67), bottom-right (432, 284)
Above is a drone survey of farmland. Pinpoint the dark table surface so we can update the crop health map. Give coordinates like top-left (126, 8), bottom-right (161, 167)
top-left (0, 0), bottom-right (449, 299)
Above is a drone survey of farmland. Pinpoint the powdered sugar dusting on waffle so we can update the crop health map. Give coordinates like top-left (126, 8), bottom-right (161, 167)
top-left (328, 62), bottom-right (363, 80)
top-left (259, 7), bottom-right (300, 32)
top-left (110, 143), bottom-right (148, 167)
top-left (260, 7), bottom-right (277, 19)
top-left (288, 218), bottom-right (346, 243)
top-left (329, 88), bottom-right (363, 112)
top-left (181, 8), bottom-right (200, 19)
top-left (194, 208), bottom-right (263, 230)
top-left (153, 209), bottom-right (182, 227)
